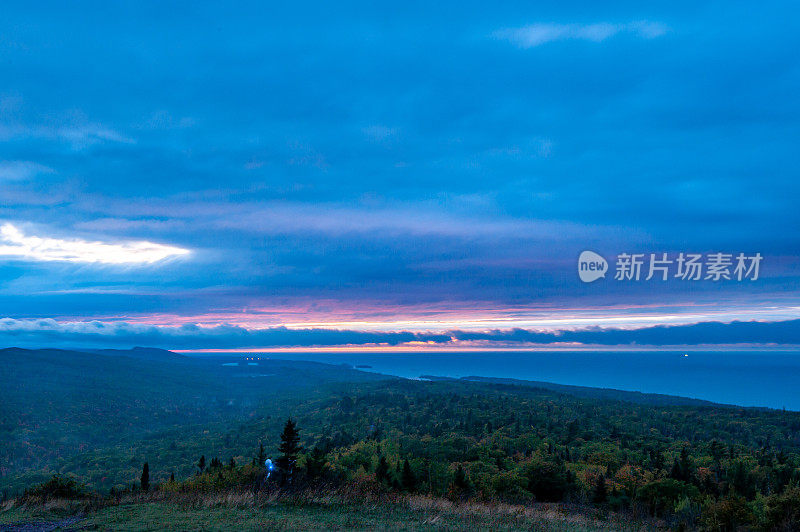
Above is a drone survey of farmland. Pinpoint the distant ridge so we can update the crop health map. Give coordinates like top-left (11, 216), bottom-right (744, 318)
top-left (0, 346), bottom-right (186, 363)
top-left (420, 374), bottom-right (741, 408)
top-left (84, 346), bottom-right (186, 361)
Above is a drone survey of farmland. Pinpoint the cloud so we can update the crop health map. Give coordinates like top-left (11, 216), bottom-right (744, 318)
top-left (451, 319), bottom-right (800, 346)
top-left (0, 223), bottom-right (190, 264)
top-left (0, 318), bottom-right (450, 349)
top-left (0, 317), bottom-right (798, 350)
top-left (495, 21), bottom-right (669, 48)
top-left (0, 161), bottom-right (55, 182)
top-left (74, 199), bottom-right (614, 240)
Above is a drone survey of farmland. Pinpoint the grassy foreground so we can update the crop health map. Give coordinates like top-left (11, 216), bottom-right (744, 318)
top-left (0, 490), bottom-right (658, 531)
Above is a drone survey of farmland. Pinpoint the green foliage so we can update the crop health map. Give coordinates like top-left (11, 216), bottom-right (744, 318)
top-left (701, 493), bottom-right (753, 531)
top-left (401, 459), bottom-right (416, 492)
top-left (375, 456), bottom-right (390, 484)
top-left (0, 347), bottom-right (383, 490)
top-left (450, 464), bottom-right (471, 499)
top-left (5, 350), bottom-right (800, 528)
top-left (761, 486), bottom-right (800, 530)
top-left (524, 459), bottom-right (573, 502)
top-left (592, 474), bottom-right (607, 504)
top-left (140, 462), bottom-right (149, 492)
top-left (22, 475), bottom-right (89, 500)
top-left (637, 479), bottom-right (700, 516)
top-left (277, 418), bottom-right (301, 485)
top-left (304, 446), bottom-right (328, 481)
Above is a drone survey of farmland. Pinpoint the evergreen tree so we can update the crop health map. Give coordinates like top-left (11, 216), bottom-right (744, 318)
top-left (197, 455), bottom-right (206, 473)
top-left (257, 443), bottom-right (266, 466)
top-left (306, 445), bottom-right (328, 480)
top-left (679, 447), bottom-right (693, 481)
top-left (401, 459), bottom-right (416, 492)
top-left (452, 465), bottom-right (469, 492)
top-left (169, 472), bottom-right (175, 483)
top-left (670, 459), bottom-right (683, 480)
top-left (669, 448), bottom-right (693, 482)
top-left (277, 418), bottom-right (302, 484)
top-left (375, 456), bottom-right (389, 483)
top-left (140, 462), bottom-right (149, 492)
top-left (593, 474), bottom-right (607, 504)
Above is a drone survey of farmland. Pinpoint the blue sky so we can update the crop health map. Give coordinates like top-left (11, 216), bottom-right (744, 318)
top-left (0, 1), bottom-right (798, 349)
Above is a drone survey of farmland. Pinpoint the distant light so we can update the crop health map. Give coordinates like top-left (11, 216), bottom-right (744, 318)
top-left (0, 223), bottom-right (190, 264)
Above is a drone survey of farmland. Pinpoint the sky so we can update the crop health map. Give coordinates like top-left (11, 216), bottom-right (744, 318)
top-left (0, 1), bottom-right (798, 350)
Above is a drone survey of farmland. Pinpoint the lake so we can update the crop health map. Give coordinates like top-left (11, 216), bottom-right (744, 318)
top-left (188, 350), bottom-right (800, 411)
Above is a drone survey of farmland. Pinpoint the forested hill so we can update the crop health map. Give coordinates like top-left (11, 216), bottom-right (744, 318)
top-left (0, 346), bottom-right (386, 490)
top-left (422, 375), bottom-right (728, 408)
top-left (82, 346), bottom-right (189, 362)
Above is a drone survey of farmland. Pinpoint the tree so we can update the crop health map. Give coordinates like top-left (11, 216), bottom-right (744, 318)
top-left (401, 459), bottom-right (416, 492)
top-left (638, 479), bottom-right (700, 516)
top-left (340, 396), bottom-right (354, 412)
top-left (593, 474), bottom-right (607, 504)
top-left (197, 455), bottom-right (206, 473)
top-left (375, 456), bottom-right (390, 484)
top-left (525, 461), bottom-right (570, 502)
top-left (702, 494), bottom-right (753, 530)
top-left (257, 443), bottom-right (266, 466)
top-left (306, 445), bottom-right (328, 481)
top-left (277, 418), bottom-right (302, 485)
top-left (453, 465), bottom-right (468, 490)
top-left (762, 486), bottom-right (800, 531)
top-left (449, 464), bottom-right (471, 500)
top-left (140, 462), bottom-right (150, 492)
top-left (169, 472), bottom-right (175, 483)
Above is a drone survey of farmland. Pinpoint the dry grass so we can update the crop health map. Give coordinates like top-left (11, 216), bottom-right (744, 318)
top-left (1, 486), bottom-right (665, 531)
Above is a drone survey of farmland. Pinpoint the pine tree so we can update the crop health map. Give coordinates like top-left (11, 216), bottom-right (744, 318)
top-left (277, 418), bottom-right (302, 485)
top-left (257, 443), bottom-right (266, 466)
top-left (197, 455), bottom-right (206, 473)
top-left (169, 472), bottom-right (175, 483)
top-left (306, 445), bottom-right (327, 480)
top-left (401, 459), bottom-right (416, 492)
top-left (140, 462), bottom-right (150, 492)
top-left (670, 459), bottom-right (683, 480)
top-left (679, 446), bottom-right (693, 481)
top-left (593, 474), bottom-right (607, 504)
top-left (453, 465), bottom-right (468, 491)
top-left (376, 456), bottom-right (389, 483)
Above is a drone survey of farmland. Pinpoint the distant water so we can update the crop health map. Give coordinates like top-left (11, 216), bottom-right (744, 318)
top-left (189, 351), bottom-right (800, 411)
